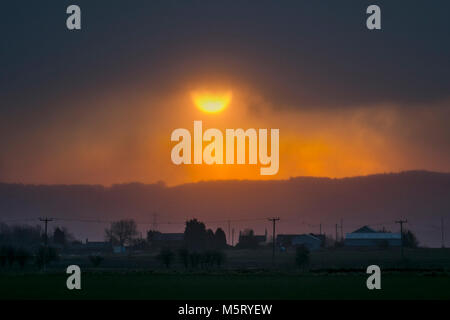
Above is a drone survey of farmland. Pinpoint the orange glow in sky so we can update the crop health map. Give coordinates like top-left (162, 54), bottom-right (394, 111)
top-left (1, 84), bottom-right (448, 187)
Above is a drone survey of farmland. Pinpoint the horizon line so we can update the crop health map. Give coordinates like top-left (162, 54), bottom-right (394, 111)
top-left (1, 169), bottom-right (449, 188)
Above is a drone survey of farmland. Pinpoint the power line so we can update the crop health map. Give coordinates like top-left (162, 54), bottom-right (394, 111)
top-left (2, 216), bottom-right (445, 246)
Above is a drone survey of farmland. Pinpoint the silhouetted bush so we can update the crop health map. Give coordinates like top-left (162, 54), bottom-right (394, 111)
top-left (0, 246), bottom-right (14, 268)
top-left (0, 224), bottom-right (42, 248)
top-left (178, 248), bottom-right (189, 269)
top-left (295, 245), bottom-right (310, 268)
top-left (201, 250), bottom-right (226, 268)
top-left (35, 246), bottom-right (59, 269)
top-left (185, 250), bottom-right (225, 269)
top-left (378, 240), bottom-right (389, 249)
top-left (211, 250), bottom-right (225, 267)
top-left (184, 219), bottom-right (207, 251)
top-left (236, 229), bottom-right (259, 249)
top-left (201, 251), bottom-right (213, 269)
top-left (88, 255), bottom-right (104, 267)
top-left (402, 230), bottom-right (419, 248)
top-left (157, 248), bottom-right (174, 268)
top-left (6, 246), bottom-right (15, 267)
top-left (189, 252), bottom-right (201, 269)
top-left (214, 228), bottom-right (227, 250)
top-left (15, 248), bottom-right (31, 268)
top-left (0, 246), bottom-right (6, 268)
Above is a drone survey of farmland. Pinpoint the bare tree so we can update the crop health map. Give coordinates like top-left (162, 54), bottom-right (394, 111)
top-left (105, 219), bottom-right (138, 246)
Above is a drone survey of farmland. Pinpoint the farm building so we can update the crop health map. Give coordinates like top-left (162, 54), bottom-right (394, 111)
top-left (151, 233), bottom-right (185, 248)
top-left (277, 234), bottom-right (322, 251)
top-left (66, 239), bottom-right (111, 254)
top-left (237, 230), bottom-right (267, 248)
top-left (344, 226), bottom-right (401, 247)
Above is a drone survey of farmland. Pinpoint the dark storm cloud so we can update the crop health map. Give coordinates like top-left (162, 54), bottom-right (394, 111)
top-left (1, 0), bottom-right (450, 185)
top-left (1, 0), bottom-right (449, 113)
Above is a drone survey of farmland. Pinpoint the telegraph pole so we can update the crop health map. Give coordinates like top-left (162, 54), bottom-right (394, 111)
top-left (232, 228), bottom-right (235, 247)
top-left (152, 212), bottom-right (159, 231)
top-left (340, 219), bottom-right (344, 241)
top-left (39, 217), bottom-right (53, 270)
top-left (227, 220), bottom-right (231, 246)
top-left (335, 223), bottom-right (338, 244)
top-left (395, 219), bottom-right (407, 258)
top-left (268, 217), bottom-right (280, 266)
top-left (441, 217), bottom-right (445, 248)
top-left (39, 217), bottom-right (54, 246)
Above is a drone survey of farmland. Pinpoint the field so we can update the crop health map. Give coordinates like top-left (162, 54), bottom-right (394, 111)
top-left (1, 272), bottom-right (449, 300)
top-left (0, 247), bottom-right (449, 300)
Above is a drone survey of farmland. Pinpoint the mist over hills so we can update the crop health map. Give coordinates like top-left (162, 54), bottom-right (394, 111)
top-left (1, 171), bottom-right (449, 247)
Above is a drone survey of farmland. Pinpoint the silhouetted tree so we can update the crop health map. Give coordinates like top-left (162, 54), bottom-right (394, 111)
top-left (204, 250), bottom-right (224, 268)
top-left (105, 219), bottom-right (138, 246)
top-left (295, 245), bottom-right (310, 269)
top-left (35, 246), bottom-right (59, 269)
top-left (88, 255), bottom-right (104, 267)
top-left (178, 248), bottom-right (189, 269)
top-left (147, 230), bottom-right (161, 242)
top-left (157, 248), bottom-right (174, 268)
top-left (210, 250), bottom-right (226, 268)
top-left (53, 227), bottom-right (66, 246)
top-left (214, 228), bottom-right (227, 249)
top-left (0, 223), bottom-right (10, 244)
top-left (402, 230), bottom-right (419, 248)
top-left (236, 229), bottom-right (259, 249)
top-left (6, 246), bottom-right (15, 267)
top-left (189, 252), bottom-right (201, 269)
top-left (184, 219), bottom-right (207, 251)
top-left (200, 251), bottom-right (213, 269)
top-left (0, 246), bottom-right (7, 267)
top-left (0, 224), bottom-right (42, 248)
top-left (15, 248), bottom-right (31, 268)
top-left (206, 229), bottom-right (215, 250)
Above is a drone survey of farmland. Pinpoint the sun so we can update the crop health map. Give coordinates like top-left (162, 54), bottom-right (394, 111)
top-left (191, 91), bottom-right (232, 113)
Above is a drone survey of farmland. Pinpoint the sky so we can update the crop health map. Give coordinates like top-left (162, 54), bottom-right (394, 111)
top-left (1, 0), bottom-right (450, 186)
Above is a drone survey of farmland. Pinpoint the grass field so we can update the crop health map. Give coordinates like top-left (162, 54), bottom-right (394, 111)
top-left (0, 248), bottom-right (449, 299)
top-left (0, 271), bottom-right (449, 300)
top-left (40, 247), bottom-right (450, 271)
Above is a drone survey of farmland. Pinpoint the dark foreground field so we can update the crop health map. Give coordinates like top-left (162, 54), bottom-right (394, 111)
top-left (0, 272), bottom-right (449, 300)
top-left (1, 248), bottom-right (449, 299)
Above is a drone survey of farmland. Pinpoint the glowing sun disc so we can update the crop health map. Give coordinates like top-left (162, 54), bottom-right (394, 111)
top-left (191, 91), bottom-right (232, 113)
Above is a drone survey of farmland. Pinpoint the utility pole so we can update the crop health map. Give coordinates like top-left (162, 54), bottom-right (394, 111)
top-left (152, 212), bottom-right (158, 231)
top-left (39, 217), bottom-right (53, 271)
top-left (319, 223), bottom-right (322, 235)
top-left (227, 220), bottom-right (231, 246)
top-left (395, 219), bottom-right (407, 258)
top-left (441, 217), bottom-right (445, 248)
top-left (232, 228), bottom-right (235, 247)
top-left (268, 217), bottom-right (280, 266)
top-left (39, 217), bottom-right (54, 246)
top-left (335, 223), bottom-right (338, 244)
top-left (340, 219), bottom-right (344, 241)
